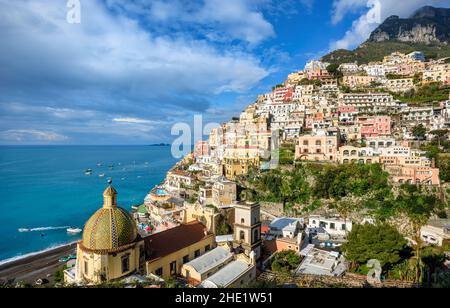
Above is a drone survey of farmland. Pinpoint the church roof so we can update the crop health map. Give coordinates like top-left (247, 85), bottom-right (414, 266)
top-left (81, 185), bottom-right (138, 252)
top-left (145, 221), bottom-right (211, 262)
top-left (82, 207), bottom-right (138, 252)
top-left (103, 185), bottom-right (117, 197)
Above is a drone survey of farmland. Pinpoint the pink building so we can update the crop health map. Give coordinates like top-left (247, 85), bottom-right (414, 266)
top-left (357, 116), bottom-right (391, 138)
top-left (194, 140), bottom-right (210, 158)
top-left (337, 106), bottom-right (358, 124)
top-left (307, 69), bottom-right (331, 80)
top-left (272, 86), bottom-right (294, 103)
top-left (385, 165), bottom-right (440, 186)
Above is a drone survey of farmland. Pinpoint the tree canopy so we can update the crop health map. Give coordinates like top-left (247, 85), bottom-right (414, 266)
top-left (342, 223), bottom-right (408, 270)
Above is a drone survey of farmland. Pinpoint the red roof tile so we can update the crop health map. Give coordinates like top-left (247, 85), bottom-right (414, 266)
top-left (144, 221), bottom-right (211, 262)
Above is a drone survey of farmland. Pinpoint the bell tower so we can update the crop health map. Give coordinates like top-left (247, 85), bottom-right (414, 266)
top-left (233, 201), bottom-right (261, 261)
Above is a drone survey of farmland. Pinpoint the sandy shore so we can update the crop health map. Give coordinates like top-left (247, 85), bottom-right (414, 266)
top-left (0, 242), bottom-right (77, 286)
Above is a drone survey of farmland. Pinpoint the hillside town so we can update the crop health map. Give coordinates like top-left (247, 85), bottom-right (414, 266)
top-left (56, 50), bottom-right (450, 288)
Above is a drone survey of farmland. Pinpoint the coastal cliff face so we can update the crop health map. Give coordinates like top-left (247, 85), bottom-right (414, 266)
top-left (368, 6), bottom-right (450, 45)
top-left (322, 6), bottom-right (450, 64)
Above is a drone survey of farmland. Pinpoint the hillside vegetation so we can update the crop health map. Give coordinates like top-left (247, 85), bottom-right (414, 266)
top-left (322, 41), bottom-right (450, 65)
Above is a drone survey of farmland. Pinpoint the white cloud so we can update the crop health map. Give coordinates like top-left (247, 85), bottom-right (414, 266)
top-left (112, 117), bottom-right (151, 124)
top-left (330, 0), bottom-right (450, 50)
top-left (0, 129), bottom-right (68, 142)
top-left (331, 0), bottom-right (367, 25)
top-left (0, 0), bottom-right (271, 144)
top-left (106, 0), bottom-right (275, 45)
top-left (0, 0), bottom-right (269, 98)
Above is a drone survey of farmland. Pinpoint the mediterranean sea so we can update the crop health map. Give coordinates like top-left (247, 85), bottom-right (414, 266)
top-left (0, 145), bottom-right (177, 262)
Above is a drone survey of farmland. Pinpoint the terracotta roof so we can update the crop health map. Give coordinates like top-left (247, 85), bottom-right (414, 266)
top-left (144, 221), bottom-right (211, 262)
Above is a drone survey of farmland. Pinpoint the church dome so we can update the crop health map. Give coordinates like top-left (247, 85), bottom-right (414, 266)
top-left (81, 184), bottom-right (138, 252)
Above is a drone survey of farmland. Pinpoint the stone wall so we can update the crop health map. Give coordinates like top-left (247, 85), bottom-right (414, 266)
top-left (260, 202), bottom-right (284, 217)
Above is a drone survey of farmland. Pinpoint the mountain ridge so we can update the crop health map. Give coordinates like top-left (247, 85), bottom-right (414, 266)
top-left (322, 6), bottom-right (450, 65)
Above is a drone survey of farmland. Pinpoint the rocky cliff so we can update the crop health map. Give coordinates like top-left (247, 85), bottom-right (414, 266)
top-left (368, 6), bottom-right (450, 45)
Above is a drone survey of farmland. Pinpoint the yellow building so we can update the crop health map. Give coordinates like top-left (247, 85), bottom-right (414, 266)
top-left (144, 221), bottom-right (216, 280)
top-left (342, 75), bottom-right (377, 88)
top-left (182, 202), bottom-right (220, 233)
top-left (223, 156), bottom-right (259, 180)
top-left (64, 184), bottom-right (145, 284)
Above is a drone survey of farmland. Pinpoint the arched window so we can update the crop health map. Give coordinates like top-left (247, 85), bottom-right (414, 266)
top-left (240, 231), bottom-right (245, 241)
top-left (241, 218), bottom-right (245, 224)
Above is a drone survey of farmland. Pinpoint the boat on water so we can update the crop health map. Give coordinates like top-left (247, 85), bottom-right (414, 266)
top-left (67, 227), bottom-right (82, 234)
top-left (18, 228), bottom-right (30, 232)
top-left (85, 168), bottom-right (93, 175)
top-left (108, 164), bottom-right (114, 170)
top-left (98, 173), bottom-right (105, 177)
top-left (97, 163), bottom-right (103, 167)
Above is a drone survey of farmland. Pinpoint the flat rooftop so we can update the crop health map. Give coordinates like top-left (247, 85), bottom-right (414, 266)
top-left (184, 247), bottom-right (233, 275)
top-left (296, 248), bottom-right (346, 277)
top-left (199, 260), bottom-right (253, 288)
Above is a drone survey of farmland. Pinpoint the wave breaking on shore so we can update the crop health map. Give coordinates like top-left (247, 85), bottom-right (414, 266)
top-left (0, 241), bottom-right (78, 267)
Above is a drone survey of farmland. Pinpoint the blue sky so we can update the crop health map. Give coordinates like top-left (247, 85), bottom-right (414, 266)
top-left (1, 0), bottom-right (450, 145)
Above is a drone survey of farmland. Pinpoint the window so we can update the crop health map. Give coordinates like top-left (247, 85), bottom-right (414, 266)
top-left (121, 255), bottom-right (130, 273)
top-left (341, 224), bottom-right (346, 230)
top-left (205, 245), bottom-right (210, 252)
top-left (241, 218), bottom-right (245, 224)
top-left (84, 261), bottom-right (89, 275)
top-left (330, 223), bottom-right (335, 230)
top-left (170, 261), bottom-right (177, 275)
top-left (315, 140), bottom-right (321, 146)
top-left (303, 140), bottom-right (308, 145)
top-left (139, 245), bottom-right (145, 264)
top-left (155, 267), bottom-right (163, 276)
top-left (183, 255), bottom-right (189, 264)
top-left (253, 229), bottom-right (259, 242)
top-left (195, 249), bottom-right (200, 258)
top-left (240, 230), bottom-right (245, 241)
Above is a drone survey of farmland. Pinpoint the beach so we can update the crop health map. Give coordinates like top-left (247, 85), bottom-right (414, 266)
top-left (0, 242), bottom-right (77, 285)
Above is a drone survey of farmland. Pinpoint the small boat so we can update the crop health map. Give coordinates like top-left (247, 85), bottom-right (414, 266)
top-left (108, 164), bottom-right (114, 170)
top-left (59, 254), bottom-right (76, 262)
top-left (18, 228), bottom-right (30, 232)
top-left (98, 173), bottom-right (105, 177)
top-left (97, 163), bottom-right (102, 167)
top-left (85, 168), bottom-right (92, 175)
top-left (67, 227), bottom-right (82, 234)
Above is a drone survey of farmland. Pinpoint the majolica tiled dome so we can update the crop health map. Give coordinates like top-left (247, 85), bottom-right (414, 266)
top-left (81, 185), bottom-right (138, 252)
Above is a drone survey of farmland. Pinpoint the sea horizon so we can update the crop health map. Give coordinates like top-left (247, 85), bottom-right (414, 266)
top-left (0, 145), bottom-right (178, 261)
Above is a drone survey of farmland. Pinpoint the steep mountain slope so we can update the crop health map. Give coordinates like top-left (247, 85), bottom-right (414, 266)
top-left (322, 6), bottom-right (450, 65)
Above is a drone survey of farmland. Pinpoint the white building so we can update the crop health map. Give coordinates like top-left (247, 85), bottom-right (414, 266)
top-left (421, 219), bottom-right (450, 246)
top-left (295, 247), bottom-right (347, 276)
top-left (308, 215), bottom-right (352, 238)
top-left (269, 217), bottom-right (304, 239)
top-left (198, 259), bottom-right (256, 288)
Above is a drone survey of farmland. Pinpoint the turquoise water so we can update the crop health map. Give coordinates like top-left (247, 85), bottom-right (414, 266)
top-left (0, 145), bottom-right (177, 262)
